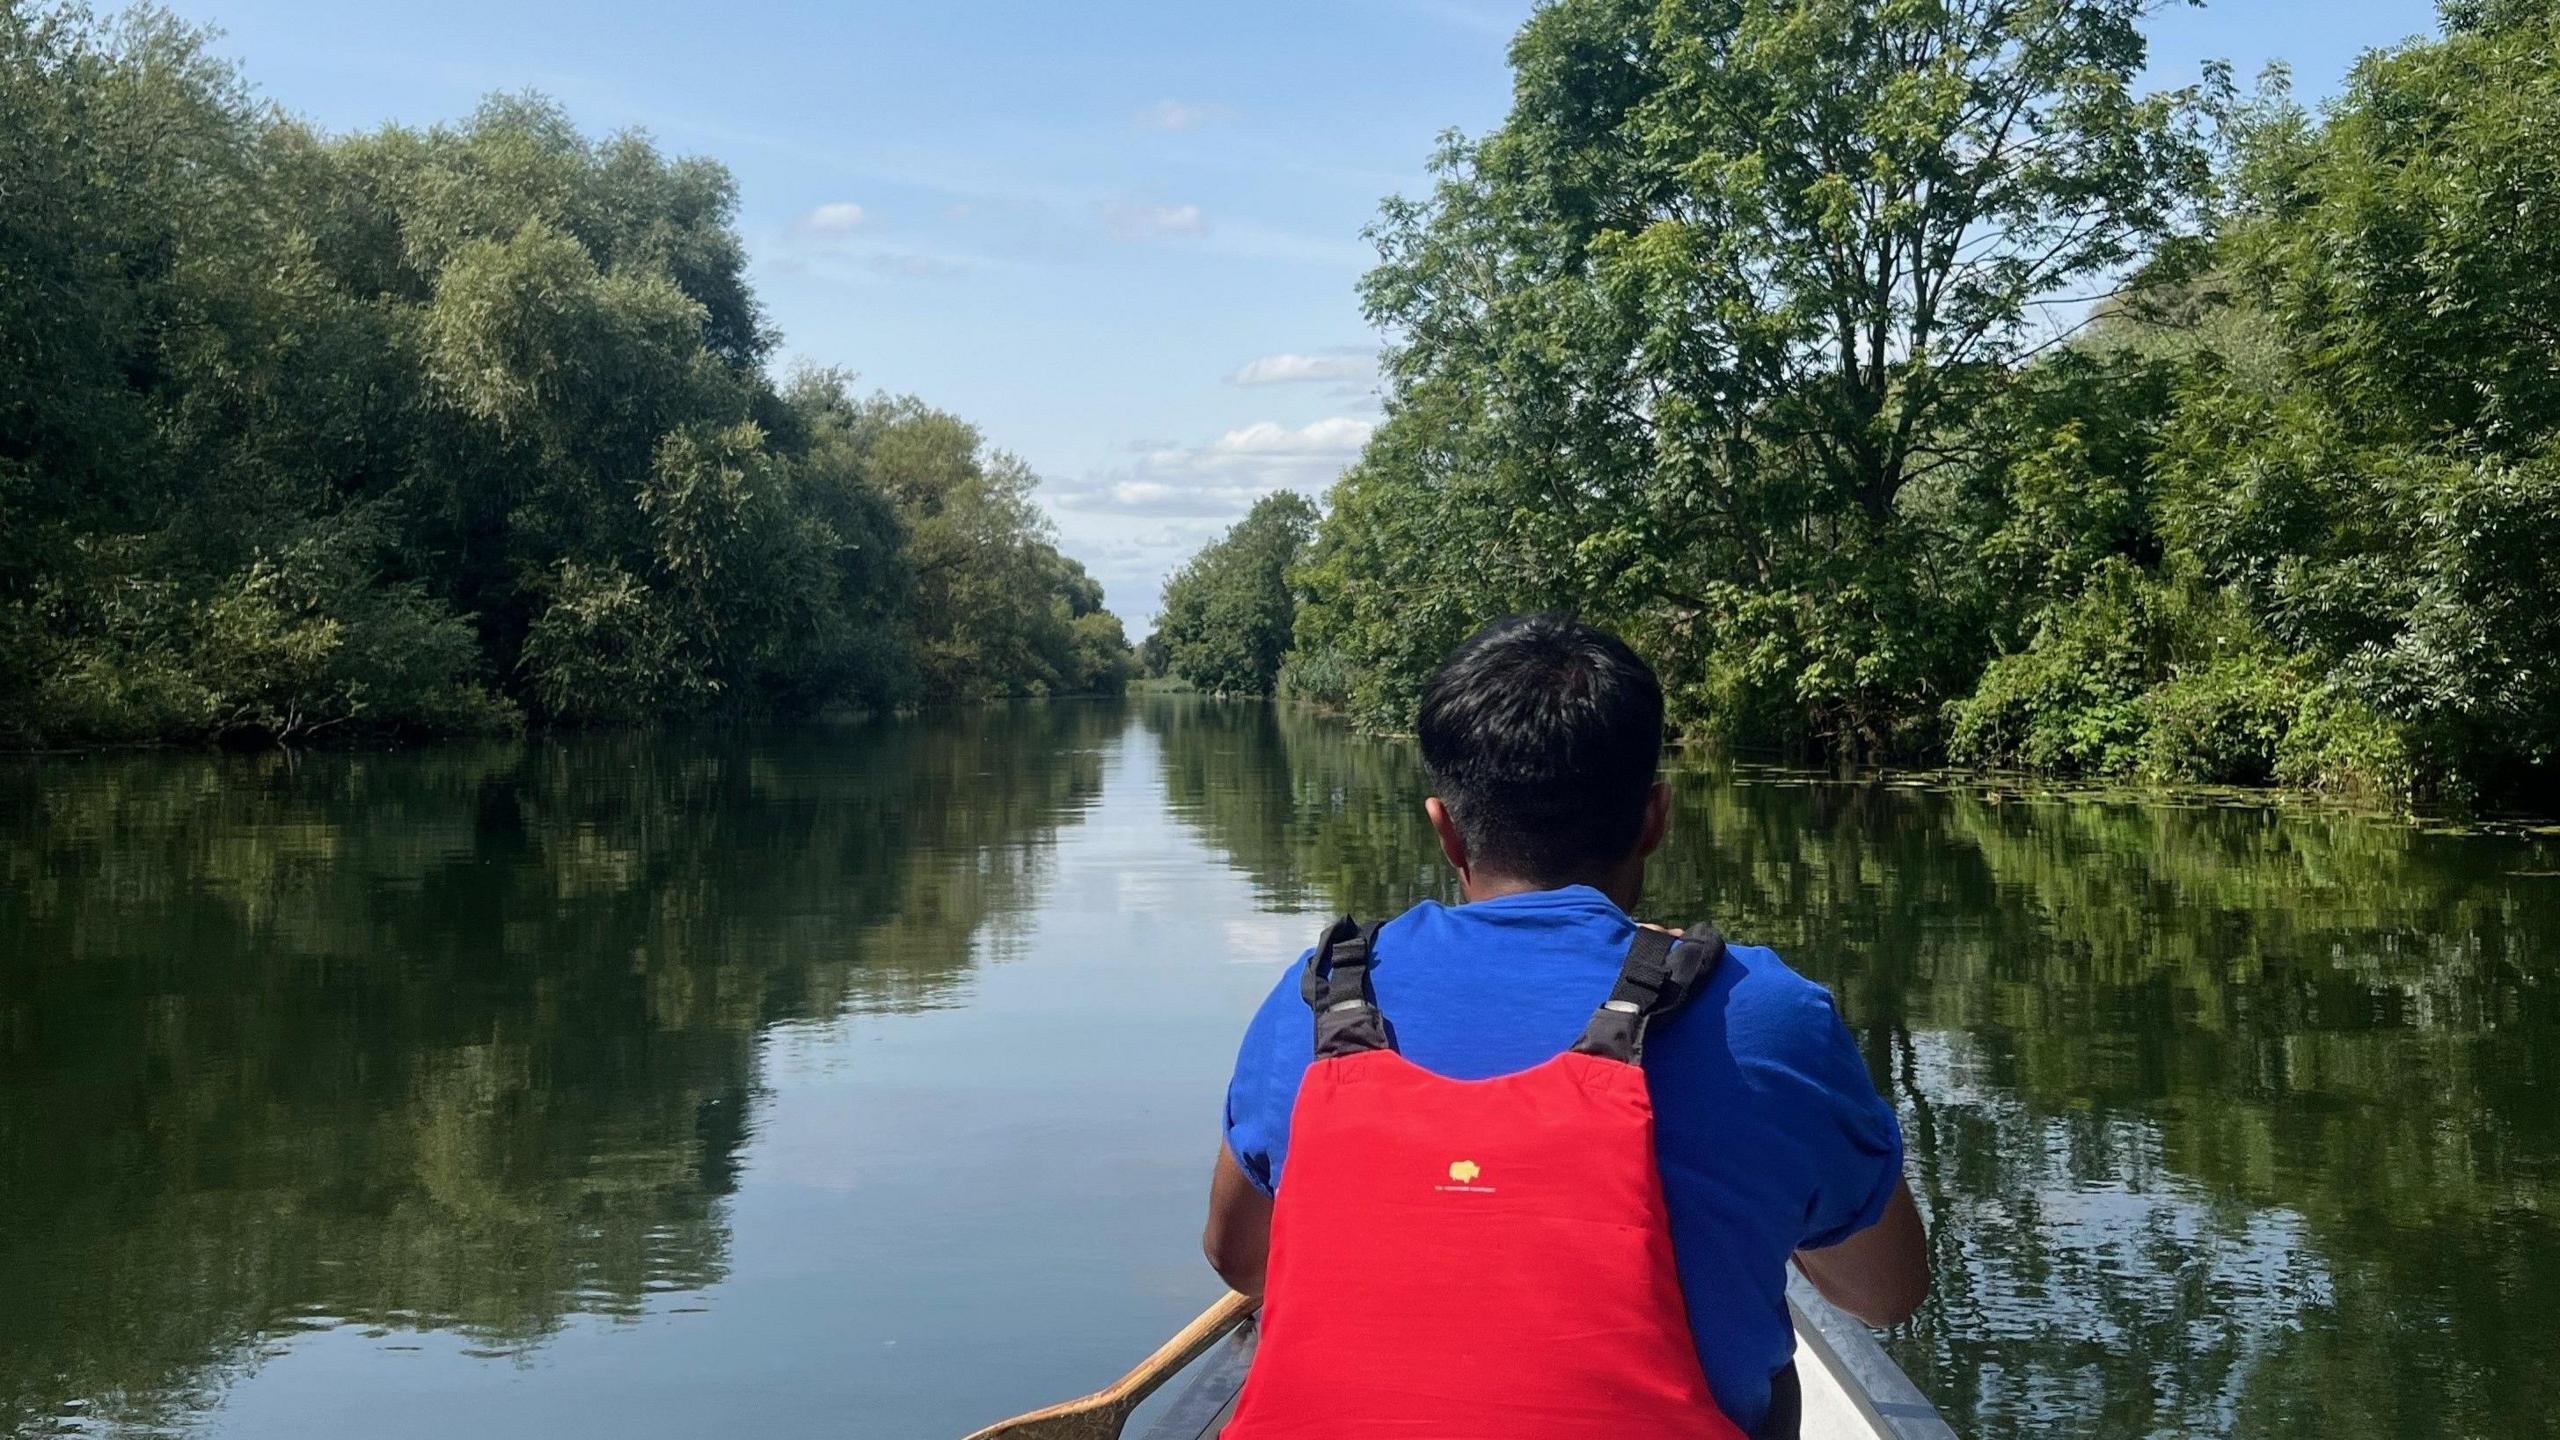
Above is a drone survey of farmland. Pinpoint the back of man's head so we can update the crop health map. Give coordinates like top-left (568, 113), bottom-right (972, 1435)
top-left (1416, 614), bottom-right (1664, 885)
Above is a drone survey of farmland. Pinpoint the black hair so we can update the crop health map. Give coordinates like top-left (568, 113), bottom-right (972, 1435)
top-left (1416, 614), bottom-right (1665, 882)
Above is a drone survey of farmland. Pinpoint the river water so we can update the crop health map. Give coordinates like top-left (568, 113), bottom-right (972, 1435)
top-left (4, 698), bottom-right (2555, 1439)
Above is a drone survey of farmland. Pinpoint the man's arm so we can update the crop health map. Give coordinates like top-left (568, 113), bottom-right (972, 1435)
top-left (1203, 1143), bottom-right (1275, 1298)
top-left (1792, 1176), bottom-right (1929, 1327)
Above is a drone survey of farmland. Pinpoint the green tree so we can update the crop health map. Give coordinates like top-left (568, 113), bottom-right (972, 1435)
top-left (1155, 490), bottom-right (1319, 696)
top-left (1954, 9), bottom-right (2560, 803)
top-left (0, 3), bottom-right (1126, 743)
top-left (2161, 13), bottom-right (2560, 799)
top-left (1298, 0), bottom-right (2220, 754)
top-left (825, 387), bottom-right (1130, 700)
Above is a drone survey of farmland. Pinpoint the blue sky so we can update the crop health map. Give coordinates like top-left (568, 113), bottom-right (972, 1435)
top-left (161, 0), bottom-right (2446, 628)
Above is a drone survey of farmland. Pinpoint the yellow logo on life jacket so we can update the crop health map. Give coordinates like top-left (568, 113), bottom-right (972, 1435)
top-left (1447, 1160), bottom-right (1481, 1183)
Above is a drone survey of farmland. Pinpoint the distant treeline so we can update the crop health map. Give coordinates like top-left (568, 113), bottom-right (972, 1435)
top-left (1152, 0), bottom-right (2560, 807)
top-left (1146, 491), bottom-right (1317, 696)
top-left (0, 4), bottom-right (1130, 747)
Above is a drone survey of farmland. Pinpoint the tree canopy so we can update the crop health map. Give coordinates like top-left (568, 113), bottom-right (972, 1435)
top-left (1261, 0), bottom-right (2560, 806)
top-left (1289, 0), bottom-right (2217, 753)
top-left (0, 2), bottom-right (1127, 746)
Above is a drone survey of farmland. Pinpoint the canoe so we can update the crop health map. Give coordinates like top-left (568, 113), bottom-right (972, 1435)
top-left (1133, 1269), bottom-right (1954, 1440)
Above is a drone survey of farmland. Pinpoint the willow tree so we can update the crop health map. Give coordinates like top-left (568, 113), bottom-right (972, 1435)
top-left (0, 3), bottom-right (1130, 742)
top-left (1296, 0), bottom-right (2219, 752)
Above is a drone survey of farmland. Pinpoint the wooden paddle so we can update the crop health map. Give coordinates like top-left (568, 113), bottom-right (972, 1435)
top-left (960, 1291), bottom-right (1258, 1440)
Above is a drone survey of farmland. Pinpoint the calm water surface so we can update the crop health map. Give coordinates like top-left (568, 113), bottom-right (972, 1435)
top-left (4, 698), bottom-right (2556, 1439)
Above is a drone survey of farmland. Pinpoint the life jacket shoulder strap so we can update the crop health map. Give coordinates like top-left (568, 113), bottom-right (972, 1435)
top-left (1301, 914), bottom-right (1392, 1058)
top-left (1573, 923), bottom-right (1727, 1064)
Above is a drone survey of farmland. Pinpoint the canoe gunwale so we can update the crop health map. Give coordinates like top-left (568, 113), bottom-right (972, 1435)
top-left (1132, 1315), bottom-right (1256, 1440)
top-left (1785, 1270), bottom-right (1957, 1440)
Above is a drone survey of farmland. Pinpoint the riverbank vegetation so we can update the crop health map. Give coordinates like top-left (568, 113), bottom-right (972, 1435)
top-left (1220, 0), bottom-right (2560, 808)
top-left (0, 3), bottom-right (1129, 748)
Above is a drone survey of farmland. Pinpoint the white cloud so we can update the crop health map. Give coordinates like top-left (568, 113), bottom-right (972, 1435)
top-left (1228, 351), bottom-right (1377, 387)
top-left (1092, 481), bottom-right (1185, 508)
top-left (1053, 416), bottom-right (1373, 519)
top-left (1102, 200), bottom-right (1210, 241)
top-left (772, 199), bottom-right (997, 282)
top-left (1039, 514), bottom-right (1232, 630)
top-left (796, 201), bottom-right (868, 233)
top-left (1204, 416), bottom-right (1375, 457)
top-left (1138, 99), bottom-right (1234, 132)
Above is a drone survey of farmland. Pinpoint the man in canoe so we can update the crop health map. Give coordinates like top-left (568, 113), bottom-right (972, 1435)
top-left (1202, 614), bottom-right (1928, 1439)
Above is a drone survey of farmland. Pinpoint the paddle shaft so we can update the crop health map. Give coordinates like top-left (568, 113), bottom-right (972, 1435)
top-left (959, 1291), bottom-right (1257, 1440)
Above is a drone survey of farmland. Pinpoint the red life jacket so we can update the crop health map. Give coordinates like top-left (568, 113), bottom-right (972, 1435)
top-left (1223, 918), bottom-right (1749, 1440)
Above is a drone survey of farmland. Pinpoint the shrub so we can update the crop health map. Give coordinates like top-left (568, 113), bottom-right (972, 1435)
top-left (2136, 658), bottom-right (2302, 785)
top-left (1946, 563), bottom-right (2157, 776)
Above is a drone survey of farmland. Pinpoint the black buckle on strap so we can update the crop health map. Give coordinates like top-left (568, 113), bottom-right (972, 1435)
top-left (1302, 915), bottom-right (1392, 1057)
top-left (1574, 922), bottom-right (1726, 1064)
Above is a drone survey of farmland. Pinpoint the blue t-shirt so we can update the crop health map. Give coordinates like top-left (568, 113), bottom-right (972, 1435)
top-left (1222, 886), bottom-right (1903, 1435)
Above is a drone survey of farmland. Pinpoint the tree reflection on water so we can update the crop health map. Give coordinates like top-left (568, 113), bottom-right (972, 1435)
top-left (1139, 698), bottom-right (2560, 1440)
top-left (3, 697), bottom-right (2554, 1439)
top-left (0, 705), bottom-right (1113, 1434)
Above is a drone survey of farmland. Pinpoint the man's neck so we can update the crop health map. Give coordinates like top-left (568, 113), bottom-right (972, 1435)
top-left (1461, 870), bottom-right (1641, 913)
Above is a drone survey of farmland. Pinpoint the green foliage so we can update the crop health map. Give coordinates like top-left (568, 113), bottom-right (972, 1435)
top-left (1278, 398), bottom-right (1525, 728)
top-left (1949, 562), bottom-right (2164, 778)
top-left (520, 560), bottom-right (695, 724)
top-left (819, 386), bottom-right (1130, 700)
top-left (1290, 0), bottom-right (2219, 757)
top-left (0, 3), bottom-right (1125, 746)
top-left (1155, 490), bottom-right (1319, 697)
top-left (2154, 14), bottom-right (2560, 799)
top-left (185, 519), bottom-right (521, 740)
top-left (1948, 560), bottom-right (2306, 786)
top-left (1068, 609), bottom-right (1139, 694)
top-left (2268, 688), bottom-right (2414, 798)
top-left (2136, 657), bottom-right (2303, 787)
top-left (1273, 0), bottom-right (2560, 808)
